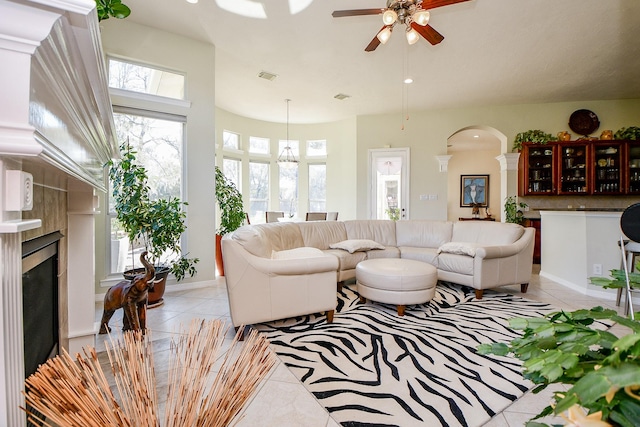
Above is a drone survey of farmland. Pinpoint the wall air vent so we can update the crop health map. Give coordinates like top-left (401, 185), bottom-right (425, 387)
top-left (334, 93), bottom-right (351, 100)
top-left (257, 71), bottom-right (278, 81)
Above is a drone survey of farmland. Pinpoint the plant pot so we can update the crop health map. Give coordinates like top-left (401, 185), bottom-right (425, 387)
top-left (215, 234), bottom-right (224, 276)
top-left (124, 266), bottom-right (170, 308)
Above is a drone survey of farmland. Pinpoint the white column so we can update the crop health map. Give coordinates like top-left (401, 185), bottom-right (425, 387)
top-left (496, 153), bottom-right (520, 222)
top-left (65, 180), bottom-right (97, 354)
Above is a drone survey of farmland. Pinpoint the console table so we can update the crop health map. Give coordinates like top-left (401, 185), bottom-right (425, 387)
top-left (458, 217), bottom-right (496, 221)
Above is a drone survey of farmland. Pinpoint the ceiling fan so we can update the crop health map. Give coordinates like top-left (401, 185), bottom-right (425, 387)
top-left (332, 0), bottom-right (471, 52)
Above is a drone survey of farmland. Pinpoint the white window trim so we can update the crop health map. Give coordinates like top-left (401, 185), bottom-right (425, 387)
top-left (109, 87), bottom-right (192, 110)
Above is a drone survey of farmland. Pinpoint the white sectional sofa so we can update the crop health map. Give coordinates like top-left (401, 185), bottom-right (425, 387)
top-left (221, 219), bottom-right (535, 328)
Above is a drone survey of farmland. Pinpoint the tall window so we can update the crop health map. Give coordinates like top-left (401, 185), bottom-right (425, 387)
top-left (107, 58), bottom-right (187, 274)
top-left (223, 157), bottom-right (241, 190)
top-left (222, 130), bottom-right (240, 150)
top-left (249, 161), bottom-right (269, 223)
top-left (109, 111), bottom-right (185, 273)
top-left (279, 164), bottom-right (298, 217)
top-left (308, 163), bottom-right (326, 212)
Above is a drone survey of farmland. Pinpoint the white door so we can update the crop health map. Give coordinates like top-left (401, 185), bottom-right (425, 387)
top-left (369, 148), bottom-right (410, 220)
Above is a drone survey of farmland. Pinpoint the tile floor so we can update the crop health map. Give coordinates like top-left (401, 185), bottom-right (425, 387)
top-left (94, 267), bottom-right (632, 427)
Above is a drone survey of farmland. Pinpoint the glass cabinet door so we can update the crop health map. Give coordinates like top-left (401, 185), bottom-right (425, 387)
top-left (559, 143), bottom-right (588, 194)
top-left (593, 142), bottom-right (623, 194)
top-left (524, 144), bottom-right (555, 194)
top-left (627, 144), bottom-right (640, 194)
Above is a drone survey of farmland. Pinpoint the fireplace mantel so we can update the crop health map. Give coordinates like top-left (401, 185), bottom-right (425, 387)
top-left (0, 1), bottom-right (117, 425)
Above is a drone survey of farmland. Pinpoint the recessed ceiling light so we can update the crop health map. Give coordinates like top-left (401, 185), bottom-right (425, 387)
top-left (404, 78), bottom-right (413, 84)
top-left (186, 0), bottom-right (198, 3)
top-left (473, 135), bottom-right (479, 138)
top-left (257, 71), bottom-right (278, 81)
top-left (334, 93), bottom-right (351, 100)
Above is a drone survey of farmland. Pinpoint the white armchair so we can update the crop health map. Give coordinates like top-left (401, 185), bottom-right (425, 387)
top-left (221, 235), bottom-right (339, 328)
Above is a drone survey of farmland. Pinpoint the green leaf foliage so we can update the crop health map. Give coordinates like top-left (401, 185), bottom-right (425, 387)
top-left (477, 306), bottom-right (640, 425)
top-left (215, 166), bottom-right (245, 236)
top-left (95, 0), bottom-right (131, 21)
top-left (107, 141), bottom-right (198, 281)
top-left (512, 129), bottom-right (558, 152)
top-left (614, 126), bottom-right (640, 141)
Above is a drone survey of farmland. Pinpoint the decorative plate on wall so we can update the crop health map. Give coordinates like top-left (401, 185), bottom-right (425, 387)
top-left (569, 109), bottom-right (600, 136)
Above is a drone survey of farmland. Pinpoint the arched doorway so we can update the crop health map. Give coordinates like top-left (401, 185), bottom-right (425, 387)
top-left (446, 126), bottom-right (507, 222)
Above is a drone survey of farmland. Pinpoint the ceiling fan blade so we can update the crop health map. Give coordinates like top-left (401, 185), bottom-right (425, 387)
top-left (411, 22), bottom-right (444, 45)
top-left (365, 28), bottom-right (384, 52)
top-left (332, 8), bottom-right (384, 18)
top-left (420, 0), bottom-right (470, 10)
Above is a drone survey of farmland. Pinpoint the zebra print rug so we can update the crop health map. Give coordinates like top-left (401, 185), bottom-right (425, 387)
top-left (256, 282), bottom-right (554, 427)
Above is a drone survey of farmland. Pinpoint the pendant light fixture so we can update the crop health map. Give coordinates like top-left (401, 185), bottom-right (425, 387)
top-left (277, 99), bottom-right (299, 167)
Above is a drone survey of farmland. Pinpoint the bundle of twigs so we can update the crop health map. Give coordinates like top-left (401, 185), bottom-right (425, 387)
top-left (22, 319), bottom-right (276, 426)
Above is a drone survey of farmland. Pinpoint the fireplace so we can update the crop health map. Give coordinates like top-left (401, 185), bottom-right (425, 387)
top-left (0, 1), bottom-right (118, 425)
top-left (22, 232), bottom-right (62, 378)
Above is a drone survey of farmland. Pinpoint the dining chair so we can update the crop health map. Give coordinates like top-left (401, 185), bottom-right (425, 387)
top-left (266, 211), bottom-right (284, 223)
top-left (326, 212), bottom-right (339, 221)
top-left (305, 212), bottom-right (327, 221)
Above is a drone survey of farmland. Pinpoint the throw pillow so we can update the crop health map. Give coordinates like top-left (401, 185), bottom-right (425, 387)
top-left (271, 247), bottom-right (324, 259)
top-left (437, 242), bottom-right (478, 257)
top-left (329, 239), bottom-right (385, 254)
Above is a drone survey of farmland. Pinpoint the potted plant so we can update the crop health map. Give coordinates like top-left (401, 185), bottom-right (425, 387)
top-left (214, 166), bottom-right (246, 276)
top-left (504, 196), bottom-right (528, 225)
top-left (614, 126), bottom-right (640, 141)
top-left (512, 130), bottom-right (557, 152)
top-left (478, 305), bottom-right (640, 427)
top-left (107, 141), bottom-right (198, 306)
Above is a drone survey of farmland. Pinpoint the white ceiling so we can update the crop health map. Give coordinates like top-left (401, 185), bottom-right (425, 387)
top-left (117, 0), bottom-right (640, 125)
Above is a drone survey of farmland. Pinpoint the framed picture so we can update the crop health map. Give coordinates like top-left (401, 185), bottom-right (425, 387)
top-left (460, 175), bottom-right (489, 207)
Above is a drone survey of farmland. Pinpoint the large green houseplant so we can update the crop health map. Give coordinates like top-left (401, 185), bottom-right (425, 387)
top-left (107, 141), bottom-right (198, 304)
top-left (214, 166), bottom-right (245, 276)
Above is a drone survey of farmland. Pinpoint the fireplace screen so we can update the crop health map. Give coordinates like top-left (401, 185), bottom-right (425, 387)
top-left (22, 233), bottom-right (61, 378)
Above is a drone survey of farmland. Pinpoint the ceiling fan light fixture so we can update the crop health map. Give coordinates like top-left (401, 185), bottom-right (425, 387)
top-left (406, 27), bottom-right (420, 45)
top-left (377, 26), bottom-right (392, 44)
top-left (412, 10), bottom-right (430, 26)
top-left (382, 9), bottom-right (398, 25)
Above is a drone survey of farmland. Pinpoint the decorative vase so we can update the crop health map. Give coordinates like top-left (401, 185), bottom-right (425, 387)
top-left (215, 234), bottom-right (225, 276)
top-left (600, 129), bottom-right (613, 140)
top-left (557, 131), bottom-right (571, 141)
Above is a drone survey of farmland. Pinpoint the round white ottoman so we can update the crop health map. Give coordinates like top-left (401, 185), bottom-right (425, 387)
top-left (356, 258), bottom-right (438, 316)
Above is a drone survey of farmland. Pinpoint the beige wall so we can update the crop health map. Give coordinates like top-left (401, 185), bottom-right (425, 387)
top-left (447, 148), bottom-right (502, 222)
top-left (96, 20), bottom-right (216, 292)
top-left (355, 99), bottom-right (640, 220)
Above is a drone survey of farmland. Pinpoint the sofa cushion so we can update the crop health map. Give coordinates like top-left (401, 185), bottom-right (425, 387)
top-left (297, 221), bottom-right (348, 249)
top-left (437, 242), bottom-right (479, 257)
top-left (323, 249), bottom-right (367, 271)
top-left (451, 221), bottom-right (524, 245)
top-left (329, 239), bottom-right (385, 253)
top-left (398, 247), bottom-right (439, 267)
top-left (396, 220), bottom-right (453, 248)
top-left (344, 220), bottom-right (397, 246)
top-left (271, 247), bottom-right (325, 259)
top-left (437, 253), bottom-right (474, 276)
top-left (232, 223), bottom-right (304, 258)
